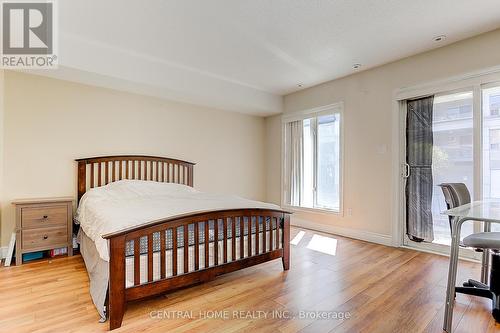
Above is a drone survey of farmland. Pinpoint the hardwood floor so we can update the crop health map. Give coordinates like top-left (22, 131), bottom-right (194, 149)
top-left (1, 227), bottom-right (499, 333)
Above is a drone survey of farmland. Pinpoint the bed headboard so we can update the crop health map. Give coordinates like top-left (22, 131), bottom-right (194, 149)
top-left (76, 155), bottom-right (195, 201)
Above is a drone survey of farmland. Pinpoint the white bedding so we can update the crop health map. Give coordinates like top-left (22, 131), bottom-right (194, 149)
top-left (75, 180), bottom-right (280, 262)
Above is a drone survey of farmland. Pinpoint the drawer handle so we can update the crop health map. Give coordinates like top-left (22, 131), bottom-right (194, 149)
top-left (43, 235), bottom-right (48, 240)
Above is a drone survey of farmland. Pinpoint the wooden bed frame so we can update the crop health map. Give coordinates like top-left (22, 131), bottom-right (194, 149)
top-left (76, 155), bottom-right (291, 330)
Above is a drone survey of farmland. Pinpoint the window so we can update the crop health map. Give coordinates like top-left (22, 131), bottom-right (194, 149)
top-left (283, 104), bottom-right (342, 212)
top-left (431, 91), bottom-right (474, 245)
top-left (483, 87), bottom-right (500, 201)
top-left (489, 94), bottom-right (500, 116)
top-left (490, 129), bottom-right (500, 151)
top-left (483, 86), bottom-right (500, 233)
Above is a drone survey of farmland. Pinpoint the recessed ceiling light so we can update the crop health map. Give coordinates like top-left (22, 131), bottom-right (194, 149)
top-left (297, 83), bottom-right (303, 88)
top-left (353, 63), bottom-right (362, 70)
top-left (433, 35), bottom-right (446, 42)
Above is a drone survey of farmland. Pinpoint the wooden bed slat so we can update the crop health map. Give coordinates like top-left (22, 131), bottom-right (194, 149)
top-left (188, 165), bottom-right (193, 187)
top-left (255, 216), bottom-right (260, 255)
top-left (119, 161), bottom-right (123, 180)
top-left (263, 217), bottom-right (267, 252)
top-left (160, 230), bottom-right (166, 279)
top-left (104, 162), bottom-right (108, 184)
top-left (231, 218), bottom-right (236, 261)
top-left (134, 238), bottom-right (140, 286)
top-left (223, 218), bottom-right (228, 263)
top-left (98, 162), bottom-right (102, 186)
top-left (239, 217), bottom-right (244, 259)
top-left (156, 161), bottom-right (160, 181)
top-left (183, 224), bottom-right (189, 274)
top-left (275, 217), bottom-right (279, 250)
top-left (162, 163), bottom-right (165, 182)
top-left (194, 222), bottom-right (199, 271)
top-left (147, 234), bottom-right (153, 282)
top-left (270, 218), bottom-right (273, 251)
top-left (204, 221), bottom-right (209, 268)
top-left (90, 163), bottom-right (94, 188)
top-left (271, 218), bottom-right (275, 250)
top-left (138, 161), bottom-right (142, 180)
top-left (172, 228), bottom-right (178, 276)
top-left (214, 219), bottom-right (218, 266)
top-left (247, 216), bottom-right (252, 257)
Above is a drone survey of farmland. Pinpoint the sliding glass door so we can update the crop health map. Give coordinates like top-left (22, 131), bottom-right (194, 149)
top-left (403, 82), bottom-right (500, 252)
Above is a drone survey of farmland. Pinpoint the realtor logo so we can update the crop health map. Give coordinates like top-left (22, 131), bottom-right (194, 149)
top-left (1, 1), bottom-right (58, 68)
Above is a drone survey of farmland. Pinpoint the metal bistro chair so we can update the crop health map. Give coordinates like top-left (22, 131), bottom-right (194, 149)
top-left (439, 183), bottom-right (500, 322)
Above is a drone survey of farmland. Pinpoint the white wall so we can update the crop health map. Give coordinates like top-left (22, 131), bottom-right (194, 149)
top-left (0, 71), bottom-right (267, 246)
top-left (265, 28), bottom-right (500, 243)
top-left (264, 114), bottom-right (282, 204)
top-left (0, 70), bottom-right (4, 251)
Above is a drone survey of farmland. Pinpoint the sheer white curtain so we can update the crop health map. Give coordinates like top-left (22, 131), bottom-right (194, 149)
top-left (286, 120), bottom-right (304, 206)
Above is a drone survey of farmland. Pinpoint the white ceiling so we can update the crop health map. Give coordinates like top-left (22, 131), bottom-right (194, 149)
top-left (31, 0), bottom-right (500, 116)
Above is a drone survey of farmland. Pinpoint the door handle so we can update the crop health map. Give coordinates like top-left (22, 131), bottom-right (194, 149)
top-left (403, 163), bottom-right (410, 178)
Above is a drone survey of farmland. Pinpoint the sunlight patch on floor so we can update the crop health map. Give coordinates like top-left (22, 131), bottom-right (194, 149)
top-left (290, 230), bottom-right (306, 246)
top-left (306, 234), bottom-right (337, 256)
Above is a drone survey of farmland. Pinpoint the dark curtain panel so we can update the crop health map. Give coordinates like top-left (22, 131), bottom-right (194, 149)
top-left (406, 96), bottom-right (434, 242)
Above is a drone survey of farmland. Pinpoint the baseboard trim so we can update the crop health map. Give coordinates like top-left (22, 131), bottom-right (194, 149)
top-left (401, 245), bottom-right (480, 263)
top-left (291, 218), bottom-right (393, 247)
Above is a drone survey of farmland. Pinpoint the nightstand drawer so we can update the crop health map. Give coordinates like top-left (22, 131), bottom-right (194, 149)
top-left (22, 226), bottom-right (68, 250)
top-left (21, 205), bottom-right (68, 228)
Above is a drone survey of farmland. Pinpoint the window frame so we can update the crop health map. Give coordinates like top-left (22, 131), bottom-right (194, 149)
top-left (281, 102), bottom-right (344, 215)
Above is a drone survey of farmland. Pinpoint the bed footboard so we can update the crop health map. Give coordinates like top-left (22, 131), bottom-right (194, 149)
top-left (104, 209), bottom-right (291, 330)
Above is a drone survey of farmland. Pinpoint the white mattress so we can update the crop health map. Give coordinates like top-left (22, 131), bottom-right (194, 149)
top-left (75, 180), bottom-right (280, 261)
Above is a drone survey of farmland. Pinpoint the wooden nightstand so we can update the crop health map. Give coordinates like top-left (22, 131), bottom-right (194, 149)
top-left (12, 197), bottom-right (74, 265)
